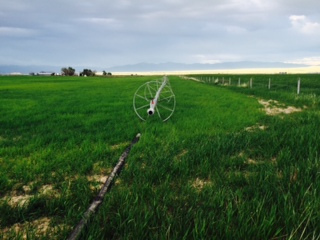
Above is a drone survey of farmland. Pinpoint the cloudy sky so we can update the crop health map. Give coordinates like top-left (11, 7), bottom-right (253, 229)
top-left (1, 0), bottom-right (320, 69)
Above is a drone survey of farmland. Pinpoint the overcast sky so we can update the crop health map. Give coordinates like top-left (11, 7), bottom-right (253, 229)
top-left (1, 0), bottom-right (320, 69)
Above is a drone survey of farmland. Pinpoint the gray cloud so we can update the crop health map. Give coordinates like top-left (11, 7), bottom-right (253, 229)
top-left (1, 0), bottom-right (320, 68)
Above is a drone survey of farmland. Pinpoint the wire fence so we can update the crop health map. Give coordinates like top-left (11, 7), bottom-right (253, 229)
top-left (184, 74), bottom-right (320, 95)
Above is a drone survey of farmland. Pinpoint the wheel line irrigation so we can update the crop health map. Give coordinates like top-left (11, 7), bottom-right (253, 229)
top-left (67, 133), bottom-right (141, 240)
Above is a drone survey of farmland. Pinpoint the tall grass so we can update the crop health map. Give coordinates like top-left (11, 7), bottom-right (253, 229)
top-left (0, 75), bottom-right (320, 239)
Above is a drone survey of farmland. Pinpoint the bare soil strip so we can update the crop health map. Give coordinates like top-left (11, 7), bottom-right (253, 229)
top-left (258, 99), bottom-right (303, 116)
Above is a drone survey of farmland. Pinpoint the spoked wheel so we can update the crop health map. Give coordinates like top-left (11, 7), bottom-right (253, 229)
top-left (133, 78), bottom-right (175, 121)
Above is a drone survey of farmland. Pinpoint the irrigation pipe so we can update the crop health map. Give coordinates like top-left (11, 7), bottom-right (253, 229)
top-left (68, 133), bottom-right (141, 240)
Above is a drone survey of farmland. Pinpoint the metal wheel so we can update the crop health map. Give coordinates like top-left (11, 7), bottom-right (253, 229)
top-left (133, 77), bottom-right (175, 121)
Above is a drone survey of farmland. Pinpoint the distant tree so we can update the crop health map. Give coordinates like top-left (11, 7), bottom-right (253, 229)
top-left (61, 67), bottom-right (75, 76)
top-left (80, 69), bottom-right (95, 77)
top-left (102, 71), bottom-right (112, 76)
top-left (61, 67), bottom-right (67, 76)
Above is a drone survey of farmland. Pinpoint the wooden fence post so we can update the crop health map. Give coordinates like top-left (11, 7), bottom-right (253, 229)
top-left (297, 78), bottom-right (301, 94)
top-left (268, 78), bottom-right (271, 90)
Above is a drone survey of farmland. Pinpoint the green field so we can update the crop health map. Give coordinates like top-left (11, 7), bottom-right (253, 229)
top-left (1, 74), bottom-right (320, 239)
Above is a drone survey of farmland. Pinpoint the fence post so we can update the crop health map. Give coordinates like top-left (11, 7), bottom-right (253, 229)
top-left (268, 78), bottom-right (271, 90)
top-left (229, 77), bottom-right (231, 85)
top-left (238, 78), bottom-right (240, 86)
top-left (297, 78), bottom-right (301, 94)
top-left (250, 78), bottom-right (253, 88)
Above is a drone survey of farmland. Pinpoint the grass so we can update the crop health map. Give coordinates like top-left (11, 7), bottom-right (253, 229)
top-left (0, 74), bottom-right (320, 239)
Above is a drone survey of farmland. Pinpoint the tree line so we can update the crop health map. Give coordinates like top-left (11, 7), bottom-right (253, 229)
top-left (61, 67), bottom-right (112, 76)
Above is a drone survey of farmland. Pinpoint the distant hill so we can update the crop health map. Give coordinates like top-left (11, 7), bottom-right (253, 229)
top-left (0, 61), bottom-right (308, 74)
top-left (105, 61), bottom-right (308, 72)
top-left (0, 65), bottom-right (61, 75)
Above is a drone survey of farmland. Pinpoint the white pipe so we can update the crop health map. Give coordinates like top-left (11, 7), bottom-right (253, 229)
top-left (147, 76), bottom-right (168, 115)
